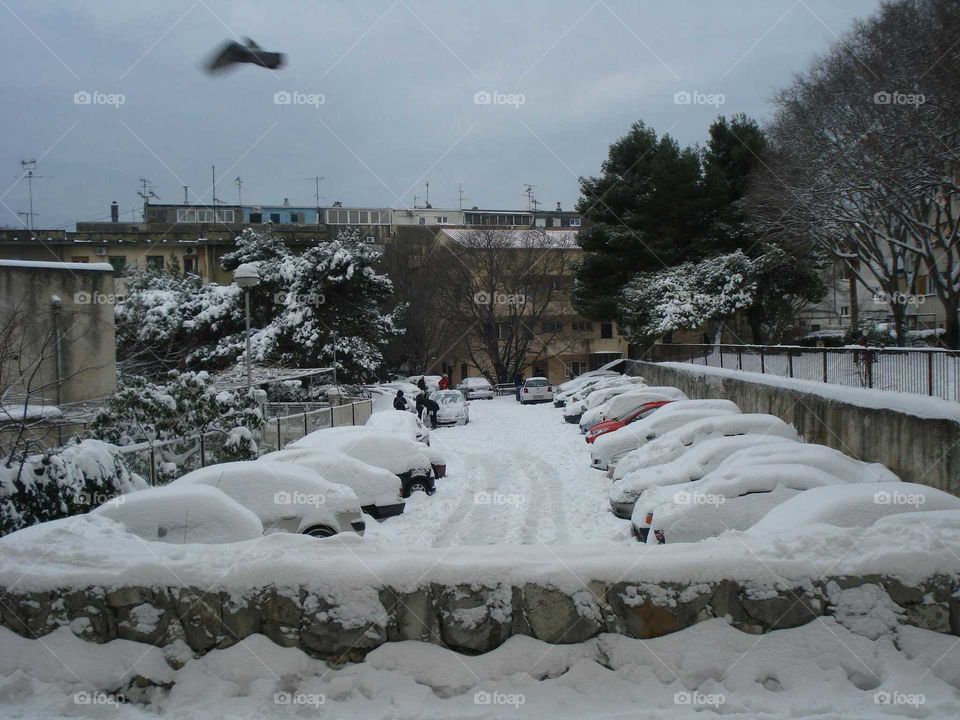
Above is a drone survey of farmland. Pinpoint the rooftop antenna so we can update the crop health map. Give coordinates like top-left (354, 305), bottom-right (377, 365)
top-left (458, 182), bottom-right (466, 211)
top-left (137, 177), bottom-right (159, 220)
top-left (211, 165), bottom-right (218, 206)
top-left (299, 175), bottom-right (325, 224)
top-left (522, 184), bottom-right (539, 212)
top-left (424, 181), bottom-right (431, 208)
top-left (18, 160), bottom-right (45, 230)
top-left (235, 176), bottom-right (243, 206)
top-left (182, 185), bottom-right (189, 204)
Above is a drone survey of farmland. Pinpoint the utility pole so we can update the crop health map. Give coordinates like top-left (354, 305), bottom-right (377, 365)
top-left (235, 176), bottom-right (243, 206)
top-left (211, 165), bottom-right (217, 206)
top-left (300, 175), bottom-right (325, 225)
top-left (18, 160), bottom-right (42, 230)
top-left (458, 182), bottom-right (466, 211)
top-left (424, 181), bottom-right (431, 208)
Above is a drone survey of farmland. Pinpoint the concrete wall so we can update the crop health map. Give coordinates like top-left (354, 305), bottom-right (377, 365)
top-left (633, 361), bottom-right (960, 496)
top-left (0, 260), bottom-right (117, 406)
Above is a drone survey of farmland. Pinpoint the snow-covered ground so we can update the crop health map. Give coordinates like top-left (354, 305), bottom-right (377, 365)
top-left (364, 396), bottom-right (632, 547)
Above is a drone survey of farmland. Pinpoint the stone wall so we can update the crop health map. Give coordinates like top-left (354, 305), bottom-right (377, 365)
top-left (2, 574), bottom-right (956, 663)
top-left (631, 361), bottom-right (960, 495)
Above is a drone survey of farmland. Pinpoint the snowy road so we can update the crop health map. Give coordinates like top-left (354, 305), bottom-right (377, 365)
top-left (364, 397), bottom-right (634, 547)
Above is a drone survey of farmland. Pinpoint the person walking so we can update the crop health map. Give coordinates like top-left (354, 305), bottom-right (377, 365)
top-left (513, 371), bottom-right (523, 401)
top-left (392, 390), bottom-right (407, 411)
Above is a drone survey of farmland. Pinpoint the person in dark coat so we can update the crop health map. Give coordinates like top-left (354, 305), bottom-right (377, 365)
top-left (417, 376), bottom-right (428, 394)
top-left (513, 371), bottom-right (523, 401)
top-left (416, 391), bottom-right (439, 428)
top-left (392, 390), bottom-right (407, 411)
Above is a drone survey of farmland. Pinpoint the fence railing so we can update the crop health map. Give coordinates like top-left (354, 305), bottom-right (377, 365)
top-left (645, 344), bottom-right (960, 402)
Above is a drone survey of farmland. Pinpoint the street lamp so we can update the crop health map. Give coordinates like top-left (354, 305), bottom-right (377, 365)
top-left (233, 263), bottom-right (260, 389)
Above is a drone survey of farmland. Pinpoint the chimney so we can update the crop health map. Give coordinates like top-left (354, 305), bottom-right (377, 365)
top-left (283, 197), bottom-right (290, 207)
top-left (111, 201), bottom-right (119, 222)
top-left (556, 201), bottom-right (562, 212)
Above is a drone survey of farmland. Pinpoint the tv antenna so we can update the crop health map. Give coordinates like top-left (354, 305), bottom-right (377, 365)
top-left (17, 160), bottom-right (45, 230)
top-left (299, 175), bottom-right (325, 206)
top-left (235, 176), bottom-right (243, 206)
top-left (137, 177), bottom-right (159, 202)
top-left (424, 181), bottom-right (431, 208)
top-left (458, 182), bottom-right (466, 211)
top-left (523, 184), bottom-right (539, 212)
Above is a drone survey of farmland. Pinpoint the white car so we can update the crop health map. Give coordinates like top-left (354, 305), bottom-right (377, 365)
top-left (553, 372), bottom-right (621, 407)
top-left (289, 426), bottom-right (440, 497)
top-left (93, 484), bottom-right (263, 544)
top-left (458, 377), bottom-right (495, 400)
top-left (261, 447), bottom-right (405, 519)
top-left (172, 461), bottom-right (365, 537)
top-left (590, 399), bottom-right (741, 471)
top-left (430, 390), bottom-right (470, 426)
top-left (747, 482), bottom-right (960, 536)
top-left (563, 381), bottom-right (646, 424)
top-left (520, 377), bottom-right (553, 404)
top-left (405, 375), bottom-right (443, 392)
top-left (611, 413), bottom-right (803, 481)
top-left (580, 387), bottom-right (689, 433)
top-left (366, 409), bottom-right (430, 444)
top-left (608, 434), bottom-right (801, 518)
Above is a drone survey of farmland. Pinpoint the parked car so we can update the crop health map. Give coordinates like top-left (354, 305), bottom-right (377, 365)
top-left (172, 461), bottom-right (366, 538)
top-left (373, 382), bottom-right (421, 411)
top-left (520, 377), bottom-right (553, 404)
top-left (366, 409), bottom-right (430, 444)
top-left (590, 400), bottom-right (741, 471)
top-left (608, 434), bottom-right (801, 518)
top-left (553, 372), bottom-right (622, 407)
top-left (289, 426), bottom-right (439, 497)
top-left (580, 387), bottom-right (689, 433)
top-left (405, 375), bottom-right (443, 392)
top-left (610, 413), bottom-right (802, 481)
top-left (562, 382), bottom-right (643, 424)
top-left (632, 463), bottom-right (852, 543)
top-left (747, 482), bottom-right (960, 536)
top-left (93, 484), bottom-right (264, 544)
top-left (260, 447), bottom-right (405, 519)
top-left (458, 376), bottom-right (495, 400)
top-left (429, 389), bottom-right (470, 426)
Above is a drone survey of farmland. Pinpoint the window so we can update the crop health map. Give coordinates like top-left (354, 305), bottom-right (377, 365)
top-left (840, 306), bottom-right (850, 317)
top-left (71, 256), bottom-right (89, 263)
top-left (349, 210), bottom-right (360, 224)
top-left (435, 216), bottom-right (448, 224)
top-left (176, 208), bottom-right (233, 223)
top-left (569, 218), bottom-right (581, 227)
top-left (419, 217), bottom-right (426, 225)
top-left (108, 256), bottom-right (127, 275)
top-left (565, 360), bottom-right (587, 378)
top-left (270, 213), bottom-right (281, 224)
top-left (249, 212), bottom-right (262, 223)
top-left (183, 257), bottom-right (196, 274)
top-left (571, 320), bottom-right (592, 332)
top-left (600, 322), bottom-right (613, 339)
top-left (146, 255), bottom-right (164, 271)
top-left (541, 320), bottom-right (563, 333)
top-left (289, 212), bottom-right (300, 224)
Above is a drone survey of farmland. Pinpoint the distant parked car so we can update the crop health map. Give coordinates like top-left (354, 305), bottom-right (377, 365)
top-left (405, 375), bottom-right (442, 392)
top-left (260, 447), bottom-right (406, 519)
top-left (520, 377), bottom-right (553, 404)
top-left (747, 482), bottom-right (960, 536)
top-left (429, 389), bottom-right (470, 426)
top-left (553, 373), bottom-right (621, 407)
top-left (172, 461), bottom-right (366, 538)
top-left (590, 400), bottom-right (741, 471)
top-left (289, 426), bottom-right (440, 497)
top-left (93, 484), bottom-right (264, 544)
top-left (458, 377), bottom-right (495, 400)
top-left (366, 409), bottom-right (431, 444)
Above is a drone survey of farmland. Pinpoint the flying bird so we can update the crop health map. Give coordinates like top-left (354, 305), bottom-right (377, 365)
top-left (205, 38), bottom-right (285, 74)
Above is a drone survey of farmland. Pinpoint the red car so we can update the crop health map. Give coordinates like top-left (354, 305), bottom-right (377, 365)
top-left (585, 400), bottom-right (675, 444)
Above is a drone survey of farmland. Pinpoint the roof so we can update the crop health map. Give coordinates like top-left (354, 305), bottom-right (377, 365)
top-left (0, 259), bottom-right (113, 272)
top-left (441, 228), bottom-right (580, 249)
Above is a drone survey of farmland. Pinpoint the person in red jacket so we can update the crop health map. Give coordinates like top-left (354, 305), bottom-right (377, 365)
top-left (438, 374), bottom-right (449, 390)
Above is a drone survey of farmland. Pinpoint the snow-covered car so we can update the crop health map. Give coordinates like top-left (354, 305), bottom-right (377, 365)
top-left (405, 375), bottom-right (443, 392)
top-left (288, 426), bottom-right (439, 497)
top-left (747, 482), bottom-right (960, 536)
top-left (632, 454), bottom-right (890, 543)
top-left (590, 400), bottom-right (741, 471)
top-left (457, 376), bottom-right (495, 400)
top-left (520, 377), bottom-right (553, 404)
top-left (608, 434), bottom-right (801, 518)
top-left (553, 372), bottom-right (622, 407)
top-left (93, 484), bottom-right (263, 544)
top-left (562, 380), bottom-right (646, 424)
top-left (610, 413), bottom-right (803, 481)
top-left (261, 447), bottom-right (405, 519)
top-left (429, 390), bottom-right (470, 426)
top-left (584, 399), bottom-right (676, 443)
top-left (580, 387), bottom-right (688, 433)
top-left (366, 409), bottom-right (430, 444)
top-left (172, 461), bottom-right (366, 538)
top-left (376, 382), bottom-right (422, 411)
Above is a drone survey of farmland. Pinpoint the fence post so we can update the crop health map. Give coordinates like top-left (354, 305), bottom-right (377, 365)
top-left (200, 434), bottom-right (206, 468)
top-left (866, 350), bottom-right (874, 388)
top-left (149, 446), bottom-right (156, 485)
top-left (719, 348), bottom-right (724, 369)
top-left (759, 348), bottom-right (765, 374)
top-left (330, 406), bottom-right (335, 428)
top-left (276, 418), bottom-right (282, 449)
top-left (822, 350), bottom-right (828, 384)
top-left (352, 402), bottom-right (356, 426)
top-left (737, 350), bottom-right (743, 371)
top-left (788, 353), bottom-right (794, 378)
top-left (303, 411), bottom-right (308, 438)
top-left (927, 352), bottom-right (934, 396)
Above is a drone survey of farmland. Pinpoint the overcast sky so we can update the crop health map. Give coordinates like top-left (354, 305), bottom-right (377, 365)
top-left (0, 0), bottom-right (881, 230)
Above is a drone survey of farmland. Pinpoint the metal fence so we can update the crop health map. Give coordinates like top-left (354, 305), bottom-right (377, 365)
top-left (645, 344), bottom-right (960, 402)
top-left (115, 398), bottom-right (373, 484)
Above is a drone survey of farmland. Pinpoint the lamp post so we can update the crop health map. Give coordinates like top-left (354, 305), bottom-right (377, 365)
top-left (233, 263), bottom-right (260, 389)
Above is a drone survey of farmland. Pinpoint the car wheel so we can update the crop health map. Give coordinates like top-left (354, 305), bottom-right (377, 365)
top-left (303, 525), bottom-right (337, 538)
top-left (405, 477), bottom-right (430, 495)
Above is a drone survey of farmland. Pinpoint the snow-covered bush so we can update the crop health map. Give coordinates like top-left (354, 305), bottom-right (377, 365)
top-left (0, 439), bottom-right (145, 536)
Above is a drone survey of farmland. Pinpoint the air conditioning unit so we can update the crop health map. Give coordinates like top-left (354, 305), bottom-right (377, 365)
top-left (95, 247), bottom-right (107, 256)
top-left (183, 246), bottom-right (197, 256)
top-left (365, 236), bottom-right (376, 244)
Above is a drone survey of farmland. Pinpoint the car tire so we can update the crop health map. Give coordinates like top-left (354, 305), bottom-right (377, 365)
top-left (303, 525), bottom-right (337, 538)
top-left (404, 476), bottom-right (431, 497)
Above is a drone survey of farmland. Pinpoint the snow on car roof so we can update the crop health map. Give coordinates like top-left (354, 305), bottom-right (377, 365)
top-left (288, 426), bottom-right (433, 475)
top-left (92, 484), bottom-right (263, 544)
top-left (460, 377), bottom-right (492, 386)
top-left (748, 482), bottom-right (960, 535)
top-left (718, 443), bottom-right (900, 484)
top-left (366, 410), bottom-right (424, 438)
top-left (261, 448), bottom-right (401, 507)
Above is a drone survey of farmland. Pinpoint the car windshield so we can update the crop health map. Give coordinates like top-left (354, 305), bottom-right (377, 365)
top-left (463, 378), bottom-right (490, 387)
top-left (525, 379), bottom-right (549, 387)
top-left (433, 391), bottom-right (463, 405)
